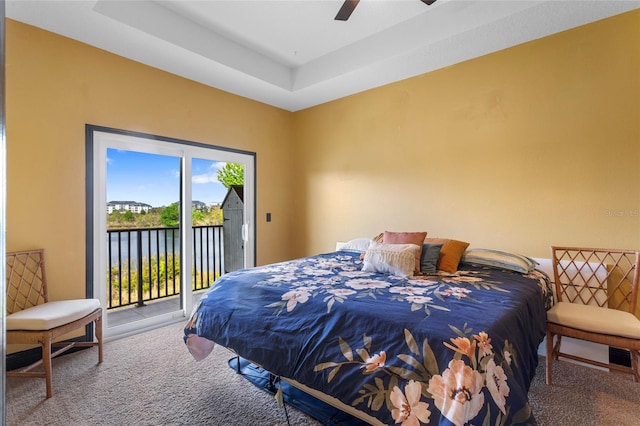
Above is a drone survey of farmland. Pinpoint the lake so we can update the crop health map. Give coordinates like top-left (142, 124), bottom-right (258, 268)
top-left (107, 226), bottom-right (224, 271)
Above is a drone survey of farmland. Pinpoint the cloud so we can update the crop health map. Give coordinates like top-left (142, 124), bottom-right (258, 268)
top-left (192, 173), bottom-right (217, 184)
top-left (192, 161), bottom-right (226, 185)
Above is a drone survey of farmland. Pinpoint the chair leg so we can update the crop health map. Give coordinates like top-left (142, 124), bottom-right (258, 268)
top-left (42, 336), bottom-right (53, 399)
top-left (545, 330), bottom-right (553, 385)
top-left (632, 350), bottom-right (639, 383)
top-left (96, 314), bottom-right (104, 364)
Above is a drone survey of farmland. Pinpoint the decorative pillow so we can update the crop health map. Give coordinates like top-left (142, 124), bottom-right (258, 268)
top-left (336, 238), bottom-right (372, 253)
top-left (424, 238), bottom-right (470, 273)
top-left (382, 231), bottom-right (428, 274)
top-left (362, 242), bottom-right (421, 277)
top-left (461, 248), bottom-right (539, 274)
top-left (359, 233), bottom-right (385, 260)
top-left (420, 243), bottom-right (443, 274)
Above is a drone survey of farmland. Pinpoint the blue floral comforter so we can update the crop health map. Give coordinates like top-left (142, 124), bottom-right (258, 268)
top-left (185, 251), bottom-right (552, 426)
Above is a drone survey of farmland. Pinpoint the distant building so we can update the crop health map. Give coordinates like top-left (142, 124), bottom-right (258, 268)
top-left (107, 200), bottom-right (218, 214)
top-left (107, 201), bottom-right (152, 214)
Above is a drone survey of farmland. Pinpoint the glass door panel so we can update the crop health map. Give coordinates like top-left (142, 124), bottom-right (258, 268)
top-left (189, 158), bottom-right (230, 305)
top-left (105, 149), bottom-right (183, 330)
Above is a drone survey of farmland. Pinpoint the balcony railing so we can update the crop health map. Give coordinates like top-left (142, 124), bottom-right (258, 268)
top-left (106, 225), bottom-right (223, 310)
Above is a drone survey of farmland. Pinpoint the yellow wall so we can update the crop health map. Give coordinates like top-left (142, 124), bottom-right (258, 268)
top-left (292, 10), bottom-right (640, 259)
top-left (6, 9), bottom-right (640, 306)
top-left (6, 19), bottom-right (294, 302)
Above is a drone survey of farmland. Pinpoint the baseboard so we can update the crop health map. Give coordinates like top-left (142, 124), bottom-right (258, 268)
top-left (6, 337), bottom-right (93, 371)
top-left (609, 347), bottom-right (632, 367)
top-left (538, 337), bottom-right (632, 370)
top-left (6, 347), bottom-right (43, 371)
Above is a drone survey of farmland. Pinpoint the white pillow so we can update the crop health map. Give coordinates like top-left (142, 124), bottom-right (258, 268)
top-left (461, 248), bottom-right (538, 274)
top-left (336, 237), bottom-right (372, 253)
top-left (362, 242), bottom-right (421, 277)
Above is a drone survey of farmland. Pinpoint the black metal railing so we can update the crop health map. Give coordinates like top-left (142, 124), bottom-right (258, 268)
top-left (106, 225), bottom-right (223, 310)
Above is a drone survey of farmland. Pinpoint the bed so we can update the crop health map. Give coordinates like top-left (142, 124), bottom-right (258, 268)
top-left (184, 240), bottom-right (553, 425)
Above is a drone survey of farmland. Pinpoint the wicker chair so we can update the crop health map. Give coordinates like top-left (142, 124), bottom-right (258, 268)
top-left (546, 246), bottom-right (640, 384)
top-left (6, 249), bottom-right (103, 398)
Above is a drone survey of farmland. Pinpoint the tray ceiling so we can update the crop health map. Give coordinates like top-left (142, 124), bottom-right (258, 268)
top-left (7, 0), bottom-right (640, 111)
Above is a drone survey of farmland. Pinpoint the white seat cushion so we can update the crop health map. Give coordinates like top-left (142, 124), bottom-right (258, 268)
top-left (6, 299), bottom-right (102, 331)
top-left (547, 301), bottom-right (640, 339)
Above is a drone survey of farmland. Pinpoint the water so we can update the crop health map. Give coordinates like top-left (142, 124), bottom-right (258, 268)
top-left (107, 227), bottom-right (223, 268)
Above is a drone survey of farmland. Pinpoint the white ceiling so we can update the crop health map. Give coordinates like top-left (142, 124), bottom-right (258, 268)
top-left (7, 0), bottom-right (640, 111)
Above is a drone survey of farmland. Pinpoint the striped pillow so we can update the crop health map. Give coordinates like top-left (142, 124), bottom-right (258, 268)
top-left (461, 248), bottom-right (538, 274)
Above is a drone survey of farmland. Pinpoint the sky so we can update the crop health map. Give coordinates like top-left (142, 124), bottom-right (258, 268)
top-left (106, 148), bottom-right (231, 207)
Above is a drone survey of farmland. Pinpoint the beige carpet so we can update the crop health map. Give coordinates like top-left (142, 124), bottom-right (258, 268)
top-left (6, 323), bottom-right (640, 425)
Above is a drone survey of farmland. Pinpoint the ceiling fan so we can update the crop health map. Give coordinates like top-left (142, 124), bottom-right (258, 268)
top-left (335, 0), bottom-right (437, 21)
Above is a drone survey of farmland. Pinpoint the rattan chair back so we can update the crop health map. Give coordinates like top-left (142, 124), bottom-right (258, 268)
top-left (552, 246), bottom-right (640, 314)
top-left (6, 249), bottom-right (48, 314)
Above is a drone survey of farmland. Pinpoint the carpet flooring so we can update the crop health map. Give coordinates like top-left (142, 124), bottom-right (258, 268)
top-left (6, 322), bottom-right (640, 425)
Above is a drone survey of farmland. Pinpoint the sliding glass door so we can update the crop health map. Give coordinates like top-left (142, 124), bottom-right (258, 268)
top-left (87, 126), bottom-right (255, 339)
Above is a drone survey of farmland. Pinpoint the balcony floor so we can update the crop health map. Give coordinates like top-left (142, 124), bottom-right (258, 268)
top-left (107, 290), bottom-right (206, 328)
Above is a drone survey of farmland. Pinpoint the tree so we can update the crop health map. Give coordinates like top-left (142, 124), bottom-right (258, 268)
top-left (192, 209), bottom-right (205, 224)
top-left (160, 203), bottom-right (180, 227)
top-left (217, 162), bottom-right (244, 189)
top-left (122, 210), bottom-right (134, 222)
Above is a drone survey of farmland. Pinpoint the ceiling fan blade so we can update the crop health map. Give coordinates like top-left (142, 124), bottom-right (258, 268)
top-left (421, 0), bottom-right (437, 5)
top-left (335, 0), bottom-right (360, 21)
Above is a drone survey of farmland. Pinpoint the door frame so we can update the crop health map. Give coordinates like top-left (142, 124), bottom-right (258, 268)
top-left (86, 124), bottom-right (256, 339)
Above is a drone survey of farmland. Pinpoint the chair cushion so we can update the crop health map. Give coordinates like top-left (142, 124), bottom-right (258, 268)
top-left (6, 299), bottom-right (101, 331)
top-left (547, 301), bottom-right (640, 339)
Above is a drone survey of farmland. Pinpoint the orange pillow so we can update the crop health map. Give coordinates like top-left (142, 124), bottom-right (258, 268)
top-left (424, 238), bottom-right (470, 273)
top-left (382, 231), bottom-right (428, 274)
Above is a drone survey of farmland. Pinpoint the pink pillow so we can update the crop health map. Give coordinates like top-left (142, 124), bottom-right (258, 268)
top-left (383, 231), bottom-right (428, 274)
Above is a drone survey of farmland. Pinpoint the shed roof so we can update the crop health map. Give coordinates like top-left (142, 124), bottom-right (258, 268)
top-left (221, 185), bottom-right (244, 206)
